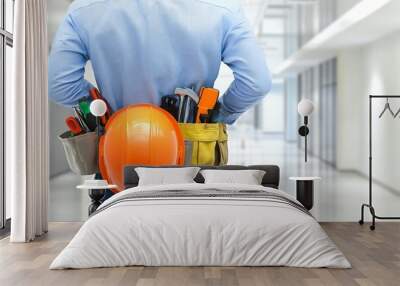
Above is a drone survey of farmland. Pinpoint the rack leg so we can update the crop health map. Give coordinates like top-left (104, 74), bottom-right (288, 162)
top-left (370, 206), bottom-right (376, 231)
top-left (359, 204), bottom-right (365, 225)
top-left (359, 204), bottom-right (376, 231)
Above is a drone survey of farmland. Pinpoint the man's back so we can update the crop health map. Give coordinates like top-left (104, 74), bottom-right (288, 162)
top-left (49, 0), bottom-right (271, 124)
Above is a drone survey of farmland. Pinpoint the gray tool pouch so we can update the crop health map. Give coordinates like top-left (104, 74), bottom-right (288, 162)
top-left (59, 131), bottom-right (99, 175)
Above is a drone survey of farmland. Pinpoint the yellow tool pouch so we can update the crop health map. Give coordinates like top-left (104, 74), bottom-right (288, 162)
top-left (178, 123), bottom-right (228, 166)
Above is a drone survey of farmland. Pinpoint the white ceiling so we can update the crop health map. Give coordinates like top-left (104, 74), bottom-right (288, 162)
top-left (274, 0), bottom-right (400, 76)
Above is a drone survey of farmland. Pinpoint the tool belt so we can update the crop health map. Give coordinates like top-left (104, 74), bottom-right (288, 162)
top-left (60, 121), bottom-right (228, 176)
top-left (179, 123), bottom-right (228, 166)
top-left (59, 87), bottom-right (229, 176)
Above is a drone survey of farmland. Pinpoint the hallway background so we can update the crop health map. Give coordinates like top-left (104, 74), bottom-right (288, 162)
top-left (45, 0), bottom-right (400, 222)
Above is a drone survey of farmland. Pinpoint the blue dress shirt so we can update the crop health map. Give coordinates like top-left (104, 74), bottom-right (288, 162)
top-left (49, 0), bottom-right (271, 124)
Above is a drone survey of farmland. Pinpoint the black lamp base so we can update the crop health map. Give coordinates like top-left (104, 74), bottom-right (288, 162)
top-left (298, 116), bottom-right (310, 162)
top-left (298, 126), bottom-right (309, 136)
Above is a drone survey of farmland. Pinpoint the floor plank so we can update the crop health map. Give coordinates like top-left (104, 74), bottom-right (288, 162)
top-left (0, 222), bottom-right (399, 286)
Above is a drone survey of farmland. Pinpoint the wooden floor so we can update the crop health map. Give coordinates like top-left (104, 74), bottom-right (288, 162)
top-left (0, 222), bottom-right (399, 286)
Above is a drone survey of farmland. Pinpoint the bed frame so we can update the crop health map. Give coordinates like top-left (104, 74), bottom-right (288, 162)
top-left (124, 165), bottom-right (280, 189)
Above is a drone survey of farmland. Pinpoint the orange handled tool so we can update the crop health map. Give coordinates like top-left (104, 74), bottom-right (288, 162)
top-left (65, 116), bottom-right (84, 135)
top-left (195, 87), bottom-right (219, 123)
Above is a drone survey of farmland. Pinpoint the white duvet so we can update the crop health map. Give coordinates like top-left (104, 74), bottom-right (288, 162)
top-left (50, 183), bottom-right (351, 269)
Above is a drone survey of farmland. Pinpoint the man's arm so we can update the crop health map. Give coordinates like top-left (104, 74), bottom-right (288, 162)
top-left (49, 14), bottom-right (93, 106)
top-left (218, 12), bottom-right (272, 124)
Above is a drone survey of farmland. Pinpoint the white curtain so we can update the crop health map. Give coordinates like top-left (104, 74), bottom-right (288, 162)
top-left (7, 0), bottom-right (49, 242)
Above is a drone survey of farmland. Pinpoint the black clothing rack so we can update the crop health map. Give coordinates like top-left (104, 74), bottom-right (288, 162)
top-left (359, 95), bottom-right (400, 230)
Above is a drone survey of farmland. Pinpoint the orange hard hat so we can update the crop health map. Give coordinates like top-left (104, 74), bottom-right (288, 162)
top-left (99, 104), bottom-right (185, 192)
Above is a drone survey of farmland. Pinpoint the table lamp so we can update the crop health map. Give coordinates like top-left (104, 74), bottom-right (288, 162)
top-left (298, 99), bottom-right (314, 162)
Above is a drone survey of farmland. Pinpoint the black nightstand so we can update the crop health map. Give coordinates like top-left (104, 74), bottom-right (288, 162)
top-left (289, 177), bottom-right (321, 211)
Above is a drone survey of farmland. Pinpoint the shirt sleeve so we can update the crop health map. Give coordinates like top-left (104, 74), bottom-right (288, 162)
top-left (48, 14), bottom-right (94, 107)
top-left (219, 12), bottom-right (272, 124)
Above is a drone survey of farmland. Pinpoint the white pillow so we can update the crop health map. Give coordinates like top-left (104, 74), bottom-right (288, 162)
top-left (200, 169), bottom-right (266, 185)
top-left (135, 167), bottom-right (201, 186)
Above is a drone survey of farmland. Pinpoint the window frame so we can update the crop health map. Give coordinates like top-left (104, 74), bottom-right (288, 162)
top-left (0, 0), bottom-right (14, 235)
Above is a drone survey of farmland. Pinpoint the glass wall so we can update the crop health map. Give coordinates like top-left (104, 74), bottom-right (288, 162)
top-left (295, 58), bottom-right (337, 166)
top-left (319, 0), bottom-right (337, 31)
top-left (281, 0), bottom-right (340, 165)
top-left (0, 0), bottom-right (14, 231)
top-left (284, 76), bottom-right (299, 142)
top-left (318, 58), bottom-right (337, 166)
top-left (285, 0), bottom-right (337, 59)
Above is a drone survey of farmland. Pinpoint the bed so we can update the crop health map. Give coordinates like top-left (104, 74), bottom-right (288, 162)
top-left (50, 165), bottom-right (351, 269)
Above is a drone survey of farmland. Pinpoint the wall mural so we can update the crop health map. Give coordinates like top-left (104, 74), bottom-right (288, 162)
top-left (49, 0), bottom-right (271, 213)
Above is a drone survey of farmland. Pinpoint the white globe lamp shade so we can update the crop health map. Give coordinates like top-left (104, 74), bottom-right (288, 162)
top-left (298, 99), bottom-right (314, 116)
top-left (90, 99), bottom-right (107, 117)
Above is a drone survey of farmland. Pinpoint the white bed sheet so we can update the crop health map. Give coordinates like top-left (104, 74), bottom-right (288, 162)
top-left (50, 183), bottom-right (351, 269)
